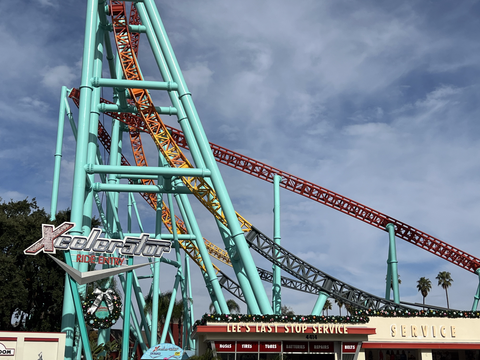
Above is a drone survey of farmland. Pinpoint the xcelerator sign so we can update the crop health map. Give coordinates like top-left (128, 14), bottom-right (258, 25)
top-left (24, 222), bottom-right (171, 258)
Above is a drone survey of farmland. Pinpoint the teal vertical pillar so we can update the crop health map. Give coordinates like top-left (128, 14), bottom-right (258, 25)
top-left (311, 291), bottom-right (329, 316)
top-left (184, 252), bottom-right (194, 349)
top-left (272, 175), bottom-right (282, 314)
top-left (50, 86), bottom-right (68, 220)
top-left (64, 254), bottom-right (93, 360)
top-left (386, 223), bottom-right (400, 304)
top-left (62, 1), bottom-right (99, 358)
top-left (69, 0), bottom-right (99, 235)
top-left (83, 12), bottom-right (104, 235)
top-left (122, 257), bottom-right (134, 360)
top-left (150, 192), bottom-right (163, 347)
top-left (472, 269), bottom-right (480, 311)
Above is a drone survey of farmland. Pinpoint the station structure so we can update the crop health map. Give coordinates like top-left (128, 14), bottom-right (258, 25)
top-left (23, 1), bottom-right (480, 360)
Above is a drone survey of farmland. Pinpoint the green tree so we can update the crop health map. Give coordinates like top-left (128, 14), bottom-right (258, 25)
top-left (281, 305), bottom-right (294, 315)
top-left (208, 299), bottom-right (241, 314)
top-left (416, 277), bottom-right (432, 306)
top-left (0, 198), bottom-right (69, 331)
top-left (322, 299), bottom-right (332, 316)
top-left (335, 299), bottom-right (344, 316)
top-left (436, 271), bottom-right (453, 309)
top-left (145, 291), bottom-right (185, 345)
top-left (386, 274), bottom-right (402, 289)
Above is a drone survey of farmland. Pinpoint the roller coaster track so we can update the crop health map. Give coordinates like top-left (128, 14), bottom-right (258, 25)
top-left (106, 2), bottom-right (417, 311)
top-left (245, 226), bottom-right (408, 310)
top-left (70, 2), bottom-right (477, 312)
top-left (117, 3), bottom-right (480, 277)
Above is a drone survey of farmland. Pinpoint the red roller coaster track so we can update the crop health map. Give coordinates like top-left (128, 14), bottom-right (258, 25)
top-left (70, 86), bottom-right (480, 274)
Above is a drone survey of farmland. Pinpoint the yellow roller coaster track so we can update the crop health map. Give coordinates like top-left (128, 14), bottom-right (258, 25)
top-left (109, 2), bottom-right (253, 236)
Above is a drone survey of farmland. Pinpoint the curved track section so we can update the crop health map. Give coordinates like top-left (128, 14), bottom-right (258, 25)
top-left (245, 226), bottom-right (409, 311)
top-left (168, 129), bottom-right (480, 274)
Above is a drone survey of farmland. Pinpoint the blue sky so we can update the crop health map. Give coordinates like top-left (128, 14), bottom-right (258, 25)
top-left (2, 0), bottom-right (480, 318)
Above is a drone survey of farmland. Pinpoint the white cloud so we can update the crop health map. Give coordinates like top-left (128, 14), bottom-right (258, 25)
top-left (42, 65), bottom-right (77, 91)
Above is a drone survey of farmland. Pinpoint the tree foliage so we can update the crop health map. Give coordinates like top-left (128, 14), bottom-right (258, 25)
top-left (208, 299), bottom-right (241, 314)
top-left (281, 305), bottom-right (294, 315)
top-left (436, 271), bottom-right (453, 309)
top-left (323, 299), bottom-right (332, 316)
top-left (0, 198), bottom-right (69, 331)
top-left (416, 277), bottom-right (432, 305)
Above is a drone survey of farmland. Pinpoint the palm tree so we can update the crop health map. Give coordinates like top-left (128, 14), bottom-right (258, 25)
top-left (386, 274), bottom-right (402, 290)
top-left (416, 277), bottom-right (432, 307)
top-left (335, 299), bottom-right (344, 316)
top-left (323, 300), bottom-right (332, 316)
top-left (436, 271), bottom-right (453, 309)
top-left (281, 305), bottom-right (295, 315)
top-left (144, 292), bottom-right (185, 344)
top-left (209, 299), bottom-right (241, 314)
top-left (226, 299), bottom-right (240, 314)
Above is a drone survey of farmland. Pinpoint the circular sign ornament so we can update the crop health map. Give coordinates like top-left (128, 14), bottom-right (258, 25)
top-left (83, 288), bottom-right (122, 329)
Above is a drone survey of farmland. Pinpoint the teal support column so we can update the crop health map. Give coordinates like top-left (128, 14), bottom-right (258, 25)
top-left (64, 253), bottom-right (93, 360)
top-left (385, 266), bottom-right (392, 300)
top-left (160, 275), bottom-right (181, 344)
top-left (83, 27), bottom-right (105, 355)
top-left (167, 193), bottom-right (189, 349)
top-left (150, 192), bottom-right (163, 347)
top-left (117, 273), bottom-right (148, 353)
top-left (133, 194), bottom-right (145, 233)
top-left (83, 11), bottom-right (104, 235)
top-left (167, 193), bottom-right (185, 344)
top-left (172, 187), bottom-right (230, 314)
top-left (173, 194), bottom-right (223, 316)
top-left (472, 269), bottom-right (480, 311)
top-left (272, 175), bottom-right (282, 315)
top-left (69, 0), bottom-right (99, 236)
top-left (311, 291), bottom-right (329, 316)
top-left (53, 86), bottom-right (76, 360)
top-left (142, 0), bottom-right (272, 314)
top-left (386, 223), bottom-right (400, 304)
top-left (184, 252), bottom-right (194, 349)
top-left (132, 271), bottom-right (152, 342)
top-left (62, 1), bottom-right (99, 358)
top-left (121, 257), bottom-right (134, 360)
top-left (128, 194), bottom-right (133, 233)
top-left (106, 115), bottom-right (122, 238)
top-left (50, 86), bottom-right (68, 220)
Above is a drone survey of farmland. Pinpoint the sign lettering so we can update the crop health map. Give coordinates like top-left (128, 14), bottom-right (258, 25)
top-left (391, 324), bottom-right (456, 339)
top-left (25, 223), bottom-right (171, 258)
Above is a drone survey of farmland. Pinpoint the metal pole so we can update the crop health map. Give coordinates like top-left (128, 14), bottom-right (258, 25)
top-left (272, 175), bottom-right (282, 314)
top-left (386, 223), bottom-right (400, 304)
top-left (62, 1), bottom-right (99, 357)
top-left (50, 86), bottom-right (68, 220)
top-left (311, 291), bottom-right (329, 316)
top-left (472, 269), bottom-right (480, 311)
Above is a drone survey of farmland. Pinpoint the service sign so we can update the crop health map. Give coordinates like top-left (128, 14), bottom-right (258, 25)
top-left (24, 222), bottom-right (171, 258)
